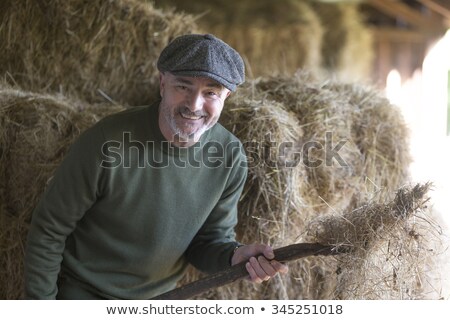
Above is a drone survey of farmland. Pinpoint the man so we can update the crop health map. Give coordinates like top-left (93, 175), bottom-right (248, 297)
top-left (25, 34), bottom-right (287, 299)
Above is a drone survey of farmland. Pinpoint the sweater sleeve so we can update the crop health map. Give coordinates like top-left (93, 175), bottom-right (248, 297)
top-left (185, 144), bottom-right (248, 274)
top-left (24, 125), bottom-right (106, 299)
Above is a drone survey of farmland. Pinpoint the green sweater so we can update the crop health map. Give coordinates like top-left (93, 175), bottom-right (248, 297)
top-left (24, 103), bottom-right (247, 299)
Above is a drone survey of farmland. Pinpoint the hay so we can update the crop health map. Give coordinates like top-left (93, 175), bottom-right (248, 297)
top-left (220, 98), bottom-right (308, 241)
top-left (221, 96), bottom-right (340, 299)
top-left (0, 0), bottom-right (198, 106)
top-left (250, 73), bottom-right (412, 211)
top-left (324, 81), bottom-right (411, 196)
top-left (251, 73), bottom-right (366, 215)
top-left (155, 0), bottom-right (323, 77)
top-left (307, 183), bottom-right (431, 248)
top-left (0, 85), bottom-right (123, 299)
top-left (306, 183), bottom-right (443, 299)
top-left (311, 2), bottom-right (374, 81)
top-left (153, 0), bottom-right (232, 24)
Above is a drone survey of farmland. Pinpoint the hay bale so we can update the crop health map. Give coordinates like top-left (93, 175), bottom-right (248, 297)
top-left (220, 98), bottom-right (308, 241)
top-left (155, 0), bottom-right (323, 77)
top-left (311, 2), bottom-right (374, 81)
top-left (251, 73), bottom-right (411, 211)
top-left (154, 0), bottom-right (232, 24)
top-left (0, 0), bottom-right (198, 106)
top-left (221, 96), bottom-right (339, 299)
top-left (0, 206), bottom-right (27, 300)
top-left (324, 81), bottom-right (411, 196)
top-left (252, 73), bottom-right (366, 215)
top-left (0, 85), bottom-right (123, 299)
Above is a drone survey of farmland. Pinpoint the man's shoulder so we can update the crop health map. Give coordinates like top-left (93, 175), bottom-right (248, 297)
top-left (98, 105), bottom-right (152, 128)
top-left (74, 104), bottom-right (157, 149)
top-left (97, 102), bottom-right (159, 138)
top-left (208, 123), bottom-right (246, 168)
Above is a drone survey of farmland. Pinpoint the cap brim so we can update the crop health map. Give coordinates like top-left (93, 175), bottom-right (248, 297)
top-left (169, 70), bottom-right (237, 92)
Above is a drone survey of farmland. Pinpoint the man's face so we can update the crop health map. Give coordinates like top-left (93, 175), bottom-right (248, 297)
top-left (158, 72), bottom-right (231, 147)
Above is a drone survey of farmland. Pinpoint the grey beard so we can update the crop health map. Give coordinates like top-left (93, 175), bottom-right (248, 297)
top-left (164, 109), bottom-right (212, 143)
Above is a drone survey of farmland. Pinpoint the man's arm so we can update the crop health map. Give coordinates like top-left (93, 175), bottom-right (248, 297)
top-left (184, 141), bottom-right (248, 273)
top-left (24, 125), bottom-right (105, 299)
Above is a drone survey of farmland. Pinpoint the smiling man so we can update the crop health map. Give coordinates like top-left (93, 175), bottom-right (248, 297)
top-left (158, 73), bottom-right (228, 147)
top-left (24, 34), bottom-right (287, 300)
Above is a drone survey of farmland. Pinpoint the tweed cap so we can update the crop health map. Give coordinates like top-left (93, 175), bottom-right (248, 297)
top-left (157, 34), bottom-right (245, 91)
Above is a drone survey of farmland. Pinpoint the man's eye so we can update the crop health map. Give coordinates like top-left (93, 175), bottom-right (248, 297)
top-left (207, 91), bottom-right (218, 96)
top-left (177, 85), bottom-right (188, 90)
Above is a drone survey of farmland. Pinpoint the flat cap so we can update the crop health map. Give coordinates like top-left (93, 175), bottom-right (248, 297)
top-left (157, 34), bottom-right (245, 92)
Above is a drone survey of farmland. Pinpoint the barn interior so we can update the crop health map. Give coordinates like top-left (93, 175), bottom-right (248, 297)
top-left (0, 0), bottom-right (449, 300)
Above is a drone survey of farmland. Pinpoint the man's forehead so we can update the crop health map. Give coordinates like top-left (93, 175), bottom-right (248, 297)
top-left (170, 74), bottom-right (223, 89)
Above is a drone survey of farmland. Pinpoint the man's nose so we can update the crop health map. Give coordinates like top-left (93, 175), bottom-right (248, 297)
top-left (187, 92), bottom-right (204, 112)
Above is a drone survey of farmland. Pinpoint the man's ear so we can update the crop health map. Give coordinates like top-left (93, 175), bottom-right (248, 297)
top-left (225, 90), bottom-right (231, 99)
top-left (159, 72), bottom-right (165, 97)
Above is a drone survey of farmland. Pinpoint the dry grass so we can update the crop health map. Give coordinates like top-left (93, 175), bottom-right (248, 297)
top-left (325, 80), bottom-right (411, 196)
top-left (156, 1), bottom-right (374, 80)
top-left (155, 0), bottom-right (324, 77)
top-left (0, 0), bottom-right (198, 106)
top-left (307, 183), bottom-right (431, 248)
top-left (249, 73), bottom-right (364, 215)
top-left (306, 183), bottom-right (442, 299)
top-left (311, 2), bottom-right (374, 81)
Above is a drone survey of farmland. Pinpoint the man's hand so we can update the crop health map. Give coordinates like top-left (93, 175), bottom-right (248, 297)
top-left (231, 244), bottom-right (288, 283)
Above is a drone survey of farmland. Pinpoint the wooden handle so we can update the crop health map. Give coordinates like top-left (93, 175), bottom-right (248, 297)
top-left (151, 243), bottom-right (341, 300)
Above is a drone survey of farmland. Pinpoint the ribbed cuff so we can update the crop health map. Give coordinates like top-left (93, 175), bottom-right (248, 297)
top-left (229, 242), bottom-right (244, 266)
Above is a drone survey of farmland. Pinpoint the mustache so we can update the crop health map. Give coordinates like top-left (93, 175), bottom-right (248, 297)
top-left (177, 106), bottom-right (208, 117)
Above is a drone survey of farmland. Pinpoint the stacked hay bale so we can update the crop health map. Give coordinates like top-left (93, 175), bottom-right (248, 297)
top-left (252, 74), bottom-right (411, 208)
top-left (0, 0), bottom-right (198, 106)
top-left (0, 0), bottom-right (440, 301)
top-left (0, 84), bottom-right (123, 299)
top-left (252, 73), bottom-right (365, 215)
top-left (311, 2), bottom-right (375, 81)
top-left (325, 81), bottom-right (411, 195)
top-left (155, 0), bottom-right (324, 77)
top-left (155, 0), bottom-right (374, 80)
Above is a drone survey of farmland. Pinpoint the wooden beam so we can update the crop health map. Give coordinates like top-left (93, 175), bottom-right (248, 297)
top-left (371, 27), bottom-right (427, 42)
top-left (416, 0), bottom-right (450, 26)
top-left (366, 0), bottom-right (444, 32)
